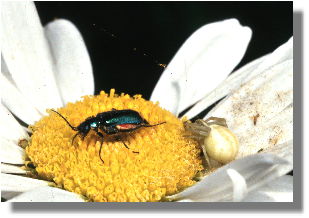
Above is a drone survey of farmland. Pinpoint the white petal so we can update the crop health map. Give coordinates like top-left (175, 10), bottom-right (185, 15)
top-left (166, 153), bottom-right (290, 202)
top-left (0, 138), bottom-right (25, 164)
top-left (1, 1), bottom-right (63, 114)
top-left (260, 140), bottom-right (293, 176)
top-left (0, 104), bottom-right (29, 143)
top-left (242, 175), bottom-right (293, 202)
top-left (45, 19), bottom-right (94, 104)
top-left (7, 186), bottom-right (85, 202)
top-left (1, 163), bottom-right (27, 174)
top-left (236, 105), bottom-right (293, 159)
top-left (177, 199), bottom-right (194, 202)
top-left (0, 74), bottom-right (43, 124)
top-left (254, 37), bottom-right (292, 71)
top-left (1, 173), bottom-right (49, 199)
top-left (1, 55), bottom-right (10, 79)
top-left (185, 37), bottom-right (293, 119)
top-left (151, 19), bottom-right (251, 115)
top-left (207, 60), bottom-right (292, 129)
top-left (184, 54), bottom-right (269, 119)
top-left (227, 169), bottom-right (247, 201)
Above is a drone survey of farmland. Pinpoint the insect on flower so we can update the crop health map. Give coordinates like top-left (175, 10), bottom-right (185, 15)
top-left (51, 109), bottom-right (166, 163)
top-left (184, 117), bottom-right (239, 168)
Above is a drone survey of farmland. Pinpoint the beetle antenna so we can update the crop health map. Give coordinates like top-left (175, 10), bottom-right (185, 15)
top-left (51, 109), bottom-right (78, 131)
top-left (142, 121), bottom-right (166, 127)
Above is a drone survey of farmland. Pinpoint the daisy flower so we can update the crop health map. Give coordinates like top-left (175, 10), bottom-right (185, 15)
top-left (1, 1), bottom-right (292, 202)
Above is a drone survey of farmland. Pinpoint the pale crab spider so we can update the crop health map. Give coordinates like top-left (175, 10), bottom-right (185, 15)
top-left (185, 117), bottom-right (239, 170)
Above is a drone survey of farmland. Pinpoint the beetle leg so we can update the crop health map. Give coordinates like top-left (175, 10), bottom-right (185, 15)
top-left (115, 135), bottom-right (139, 154)
top-left (72, 132), bottom-right (81, 147)
top-left (122, 141), bottom-right (139, 154)
top-left (93, 129), bottom-right (105, 164)
top-left (121, 140), bottom-right (130, 149)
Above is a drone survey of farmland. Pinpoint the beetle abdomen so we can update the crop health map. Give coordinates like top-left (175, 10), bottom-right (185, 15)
top-left (107, 115), bottom-right (143, 126)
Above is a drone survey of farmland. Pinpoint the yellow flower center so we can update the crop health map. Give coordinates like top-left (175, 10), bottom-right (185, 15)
top-left (26, 89), bottom-right (203, 202)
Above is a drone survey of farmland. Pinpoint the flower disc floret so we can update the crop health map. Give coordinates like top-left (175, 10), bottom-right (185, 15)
top-left (26, 89), bottom-right (203, 202)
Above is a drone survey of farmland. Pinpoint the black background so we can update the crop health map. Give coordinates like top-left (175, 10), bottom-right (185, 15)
top-left (35, 1), bottom-right (292, 99)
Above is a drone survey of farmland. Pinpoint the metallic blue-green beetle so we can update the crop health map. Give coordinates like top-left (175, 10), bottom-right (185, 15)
top-left (51, 109), bottom-right (165, 163)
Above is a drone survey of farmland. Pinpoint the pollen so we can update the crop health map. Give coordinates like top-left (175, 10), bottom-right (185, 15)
top-left (26, 89), bottom-right (203, 202)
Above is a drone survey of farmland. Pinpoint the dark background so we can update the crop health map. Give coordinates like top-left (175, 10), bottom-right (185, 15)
top-left (35, 1), bottom-right (292, 99)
